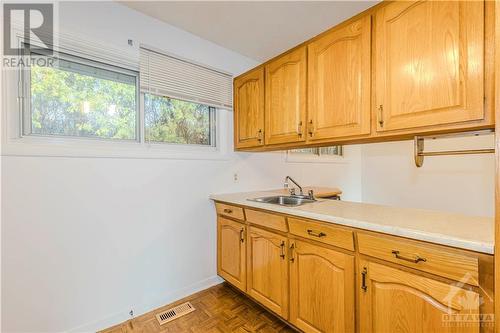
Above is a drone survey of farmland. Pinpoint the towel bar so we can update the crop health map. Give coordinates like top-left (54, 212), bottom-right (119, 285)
top-left (414, 130), bottom-right (495, 167)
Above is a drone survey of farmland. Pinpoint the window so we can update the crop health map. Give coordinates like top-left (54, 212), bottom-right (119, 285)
top-left (144, 94), bottom-right (216, 146)
top-left (25, 51), bottom-right (139, 140)
top-left (286, 146), bottom-right (344, 163)
top-left (289, 146), bottom-right (343, 157)
top-left (13, 43), bottom-right (227, 157)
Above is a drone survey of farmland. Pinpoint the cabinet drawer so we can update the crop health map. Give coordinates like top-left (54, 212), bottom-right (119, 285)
top-left (357, 233), bottom-right (479, 285)
top-left (215, 203), bottom-right (245, 221)
top-left (288, 217), bottom-right (354, 251)
top-left (246, 209), bottom-right (288, 232)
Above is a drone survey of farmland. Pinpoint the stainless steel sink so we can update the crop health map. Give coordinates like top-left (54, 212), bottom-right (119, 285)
top-left (248, 195), bottom-right (315, 207)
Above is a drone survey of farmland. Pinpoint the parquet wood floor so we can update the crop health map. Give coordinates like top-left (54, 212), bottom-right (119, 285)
top-left (100, 283), bottom-right (297, 333)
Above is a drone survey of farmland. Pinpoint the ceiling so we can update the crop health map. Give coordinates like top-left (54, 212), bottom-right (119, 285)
top-left (120, 1), bottom-right (378, 62)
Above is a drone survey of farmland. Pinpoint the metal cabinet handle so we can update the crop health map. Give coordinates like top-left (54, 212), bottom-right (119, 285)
top-left (307, 229), bottom-right (326, 238)
top-left (257, 129), bottom-right (263, 142)
top-left (297, 121), bottom-right (303, 137)
top-left (239, 228), bottom-right (245, 243)
top-left (308, 120), bottom-right (314, 137)
top-left (280, 241), bottom-right (285, 260)
top-left (378, 105), bottom-right (384, 127)
top-left (289, 243), bottom-right (295, 263)
top-left (223, 208), bottom-right (233, 214)
top-left (361, 267), bottom-right (367, 292)
top-left (391, 250), bottom-right (426, 263)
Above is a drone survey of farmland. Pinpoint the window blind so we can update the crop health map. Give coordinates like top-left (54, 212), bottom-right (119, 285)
top-left (140, 47), bottom-right (233, 109)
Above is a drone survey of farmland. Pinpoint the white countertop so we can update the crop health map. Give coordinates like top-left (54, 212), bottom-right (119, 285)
top-left (210, 191), bottom-right (494, 254)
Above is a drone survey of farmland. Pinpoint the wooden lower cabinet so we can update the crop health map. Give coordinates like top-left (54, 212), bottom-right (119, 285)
top-left (246, 226), bottom-right (289, 318)
top-left (359, 259), bottom-right (481, 333)
top-left (216, 206), bottom-right (492, 333)
top-left (289, 240), bottom-right (355, 333)
top-left (217, 217), bottom-right (246, 292)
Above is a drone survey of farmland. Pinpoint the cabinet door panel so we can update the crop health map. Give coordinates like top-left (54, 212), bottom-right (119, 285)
top-left (308, 16), bottom-right (371, 140)
top-left (289, 240), bottom-right (355, 333)
top-left (375, 0), bottom-right (484, 131)
top-left (217, 217), bottom-right (246, 291)
top-left (247, 227), bottom-right (288, 318)
top-left (359, 260), bottom-right (480, 333)
top-left (265, 46), bottom-right (307, 145)
top-left (234, 68), bottom-right (265, 148)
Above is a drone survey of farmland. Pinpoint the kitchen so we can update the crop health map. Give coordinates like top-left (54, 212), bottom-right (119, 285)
top-left (1, 1), bottom-right (498, 332)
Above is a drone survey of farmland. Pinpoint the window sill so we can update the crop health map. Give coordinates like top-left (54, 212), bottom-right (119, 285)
top-left (1, 137), bottom-right (230, 161)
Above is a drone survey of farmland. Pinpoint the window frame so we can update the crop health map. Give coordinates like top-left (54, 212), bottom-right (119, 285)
top-left (21, 46), bottom-right (142, 143)
top-left (2, 30), bottom-right (228, 160)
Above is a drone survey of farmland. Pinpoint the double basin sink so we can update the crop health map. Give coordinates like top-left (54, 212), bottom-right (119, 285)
top-left (248, 195), bottom-right (316, 207)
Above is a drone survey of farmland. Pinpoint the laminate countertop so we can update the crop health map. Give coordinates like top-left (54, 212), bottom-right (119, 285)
top-left (210, 191), bottom-right (494, 254)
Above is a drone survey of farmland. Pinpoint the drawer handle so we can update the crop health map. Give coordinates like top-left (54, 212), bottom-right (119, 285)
top-left (280, 241), bottom-right (285, 260)
top-left (307, 229), bottom-right (326, 238)
top-left (391, 250), bottom-right (426, 264)
top-left (223, 208), bottom-right (233, 214)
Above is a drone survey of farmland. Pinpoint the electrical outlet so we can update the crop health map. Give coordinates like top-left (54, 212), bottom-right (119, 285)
top-left (129, 310), bottom-right (134, 317)
top-left (233, 173), bottom-right (238, 182)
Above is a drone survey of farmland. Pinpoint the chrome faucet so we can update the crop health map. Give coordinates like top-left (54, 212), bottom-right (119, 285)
top-left (284, 176), bottom-right (303, 195)
top-left (284, 176), bottom-right (315, 200)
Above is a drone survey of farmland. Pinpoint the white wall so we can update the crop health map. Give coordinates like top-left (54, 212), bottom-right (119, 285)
top-left (360, 135), bottom-right (495, 217)
top-left (1, 2), bottom-right (361, 332)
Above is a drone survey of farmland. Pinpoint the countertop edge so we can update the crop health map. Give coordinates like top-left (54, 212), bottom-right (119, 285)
top-left (210, 196), bottom-right (494, 255)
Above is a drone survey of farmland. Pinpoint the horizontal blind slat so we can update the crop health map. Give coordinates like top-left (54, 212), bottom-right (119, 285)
top-left (140, 47), bottom-right (233, 109)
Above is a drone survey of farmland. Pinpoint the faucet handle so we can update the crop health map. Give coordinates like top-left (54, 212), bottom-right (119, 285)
top-left (308, 189), bottom-right (315, 200)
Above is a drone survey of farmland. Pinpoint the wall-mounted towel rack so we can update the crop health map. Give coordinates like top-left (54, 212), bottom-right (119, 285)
top-left (414, 130), bottom-right (495, 167)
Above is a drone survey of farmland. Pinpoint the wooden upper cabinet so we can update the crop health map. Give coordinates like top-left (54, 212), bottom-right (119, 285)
top-left (217, 217), bottom-right (246, 292)
top-left (375, 0), bottom-right (485, 132)
top-left (265, 46), bottom-right (307, 145)
top-left (289, 240), bottom-right (355, 333)
top-left (234, 68), bottom-right (265, 149)
top-left (246, 227), bottom-right (289, 318)
top-left (307, 16), bottom-right (371, 141)
top-left (359, 260), bottom-right (480, 333)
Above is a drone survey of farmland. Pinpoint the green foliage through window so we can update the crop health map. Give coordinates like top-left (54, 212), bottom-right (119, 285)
top-left (26, 52), bottom-right (217, 147)
top-left (145, 94), bottom-right (215, 146)
top-left (29, 55), bottom-right (137, 140)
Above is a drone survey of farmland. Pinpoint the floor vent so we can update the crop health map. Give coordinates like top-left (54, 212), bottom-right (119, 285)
top-left (155, 301), bottom-right (195, 325)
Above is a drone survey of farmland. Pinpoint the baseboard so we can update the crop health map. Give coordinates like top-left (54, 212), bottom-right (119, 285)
top-left (67, 275), bottom-right (224, 333)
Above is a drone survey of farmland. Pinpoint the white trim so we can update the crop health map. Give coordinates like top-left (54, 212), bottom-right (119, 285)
top-left (2, 102), bottom-right (230, 160)
top-left (66, 276), bottom-right (224, 333)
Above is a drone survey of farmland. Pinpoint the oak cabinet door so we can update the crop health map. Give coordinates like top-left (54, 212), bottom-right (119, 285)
top-left (234, 68), bottom-right (265, 148)
top-left (375, 0), bottom-right (484, 132)
top-left (265, 46), bottom-right (307, 145)
top-left (359, 260), bottom-right (480, 333)
top-left (289, 240), bottom-right (355, 333)
top-left (307, 16), bottom-right (371, 141)
top-left (247, 227), bottom-right (289, 318)
top-left (217, 217), bottom-right (246, 291)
